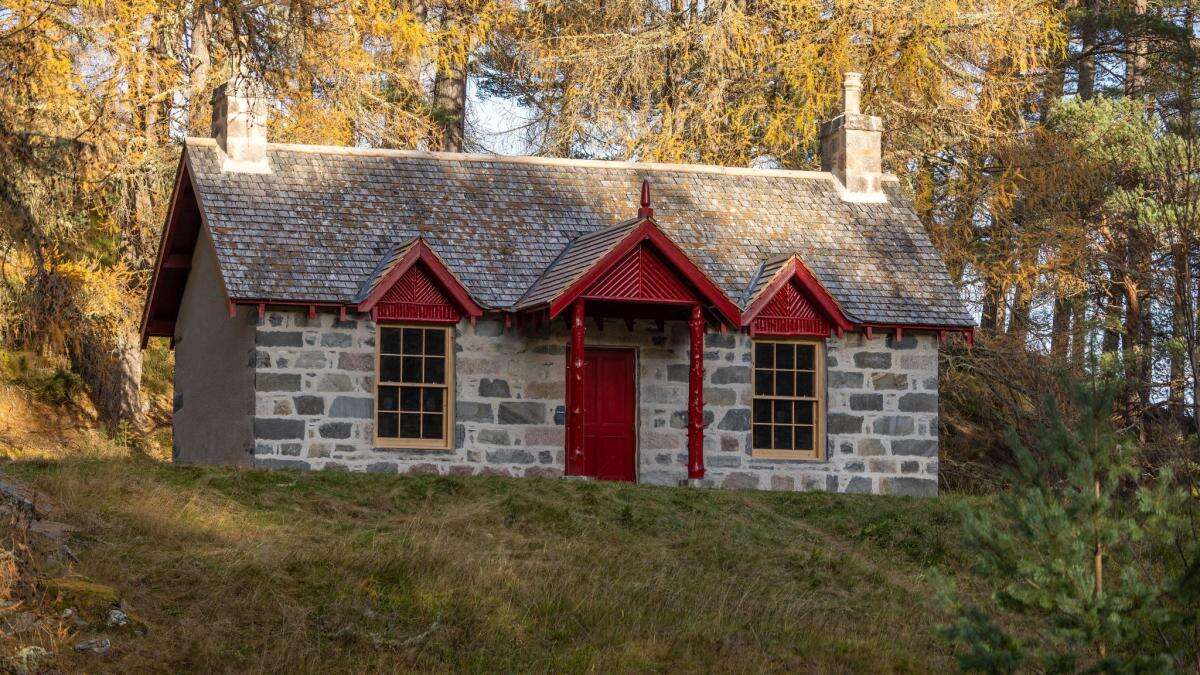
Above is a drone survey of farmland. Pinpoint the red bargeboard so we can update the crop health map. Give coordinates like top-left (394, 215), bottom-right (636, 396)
top-left (751, 279), bottom-right (832, 337)
top-left (374, 262), bottom-right (461, 323)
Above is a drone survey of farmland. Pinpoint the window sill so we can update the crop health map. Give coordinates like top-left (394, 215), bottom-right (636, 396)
top-left (749, 450), bottom-right (824, 462)
top-left (374, 440), bottom-right (453, 452)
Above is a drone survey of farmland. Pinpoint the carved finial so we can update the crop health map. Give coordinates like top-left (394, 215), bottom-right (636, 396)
top-left (638, 179), bottom-right (653, 218)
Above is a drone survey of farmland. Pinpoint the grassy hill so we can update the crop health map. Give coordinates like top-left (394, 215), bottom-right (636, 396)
top-left (0, 457), bottom-right (987, 673)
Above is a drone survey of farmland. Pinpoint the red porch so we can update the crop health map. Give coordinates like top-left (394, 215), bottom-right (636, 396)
top-left (517, 185), bottom-right (740, 481)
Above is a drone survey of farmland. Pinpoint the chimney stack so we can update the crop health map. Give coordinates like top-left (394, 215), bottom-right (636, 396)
top-left (819, 72), bottom-right (884, 202)
top-left (211, 77), bottom-right (270, 173)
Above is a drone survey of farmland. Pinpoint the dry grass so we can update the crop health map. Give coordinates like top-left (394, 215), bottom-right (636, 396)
top-left (0, 348), bottom-right (172, 462)
top-left (0, 458), bottom-right (983, 673)
top-left (0, 384), bottom-right (124, 462)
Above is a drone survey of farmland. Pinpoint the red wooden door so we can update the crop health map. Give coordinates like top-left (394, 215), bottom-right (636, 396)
top-left (582, 348), bottom-right (637, 482)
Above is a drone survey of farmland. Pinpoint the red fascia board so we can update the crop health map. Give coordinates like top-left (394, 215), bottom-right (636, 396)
top-left (357, 239), bottom-right (483, 317)
top-left (859, 323), bottom-right (976, 338)
top-left (741, 257), bottom-right (854, 331)
top-left (139, 154), bottom-right (192, 348)
top-left (231, 299), bottom-right (347, 307)
top-left (547, 219), bottom-right (741, 326)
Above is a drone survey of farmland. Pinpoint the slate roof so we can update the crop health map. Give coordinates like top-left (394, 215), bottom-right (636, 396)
top-left (517, 217), bottom-right (641, 309)
top-left (182, 138), bottom-right (974, 327)
top-left (355, 238), bottom-right (417, 304)
top-left (741, 254), bottom-right (792, 309)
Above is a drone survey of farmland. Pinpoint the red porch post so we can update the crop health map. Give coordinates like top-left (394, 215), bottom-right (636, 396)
top-left (687, 304), bottom-right (706, 479)
top-left (567, 300), bottom-right (587, 474)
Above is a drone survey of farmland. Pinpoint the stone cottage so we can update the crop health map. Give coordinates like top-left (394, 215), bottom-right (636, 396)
top-left (140, 73), bottom-right (975, 496)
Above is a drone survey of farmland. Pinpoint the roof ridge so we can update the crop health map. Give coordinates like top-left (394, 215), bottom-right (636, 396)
top-left (183, 136), bottom-right (902, 184)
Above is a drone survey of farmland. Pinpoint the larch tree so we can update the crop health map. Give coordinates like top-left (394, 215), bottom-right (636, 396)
top-left (0, 0), bottom-right (458, 435)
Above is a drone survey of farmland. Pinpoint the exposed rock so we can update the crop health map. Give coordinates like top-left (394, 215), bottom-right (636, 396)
top-left (62, 607), bottom-right (88, 629)
top-left (106, 608), bottom-right (130, 628)
top-left (12, 646), bottom-right (49, 675)
top-left (2, 612), bottom-right (39, 635)
top-left (29, 520), bottom-right (79, 542)
top-left (0, 477), bottom-right (54, 518)
top-left (74, 637), bottom-right (111, 655)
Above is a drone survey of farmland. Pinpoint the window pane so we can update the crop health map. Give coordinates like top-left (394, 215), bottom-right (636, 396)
top-left (754, 342), bottom-right (774, 368)
top-left (753, 399), bottom-right (771, 423)
top-left (773, 425), bottom-right (792, 450)
top-left (775, 371), bottom-right (794, 397)
top-left (402, 356), bottom-right (422, 383)
top-left (378, 385), bottom-right (399, 411)
top-left (796, 372), bottom-right (815, 397)
top-left (402, 328), bottom-right (423, 354)
top-left (796, 345), bottom-right (815, 370)
top-left (750, 341), bottom-right (822, 457)
top-left (753, 424), bottom-right (771, 449)
top-left (400, 413), bottom-right (421, 438)
top-left (424, 357), bottom-right (445, 384)
top-left (422, 414), bottom-right (443, 439)
top-left (400, 387), bottom-right (421, 411)
top-left (381, 328), bottom-right (401, 354)
top-left (424, 329), bottom-right (446, 355)
top-left (794, 426), bottom-right (814, 452)
top-left (380, 355), bottom-right (401, 382)
top-left (377, 412), bottom-right (398, 438)
top-left (773, 399), bottom-right (792, 424)
top-left (776, 343), bottom-right (795, 369)
top-left (754, 369), bottom-right (774, 395)
top-left (795, 400), bottom-right (814, 424)
top-left (422, 387), bottom-right (444, 413)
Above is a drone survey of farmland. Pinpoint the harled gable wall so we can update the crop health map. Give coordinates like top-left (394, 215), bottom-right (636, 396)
top-left (243, 310), bottom-right (939, 495)
top-left (171, 233), bottom-right (256, 466)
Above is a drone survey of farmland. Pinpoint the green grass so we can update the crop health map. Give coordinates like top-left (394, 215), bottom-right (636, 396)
top-left (3, 459), bottom-right (985, 672)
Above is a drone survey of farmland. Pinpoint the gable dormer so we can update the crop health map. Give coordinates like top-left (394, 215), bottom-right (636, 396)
top-left (357, 238), bottom-right (484, 323)
top-left (741, 255), bottom-right (854, 337)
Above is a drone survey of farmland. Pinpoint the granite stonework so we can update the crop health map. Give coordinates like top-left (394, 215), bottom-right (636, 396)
top-left (248, 310), bottom-right (939, 495)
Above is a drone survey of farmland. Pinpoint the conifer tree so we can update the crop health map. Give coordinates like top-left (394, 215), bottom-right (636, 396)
top-left (943, 376), bottom-right (1200, 671)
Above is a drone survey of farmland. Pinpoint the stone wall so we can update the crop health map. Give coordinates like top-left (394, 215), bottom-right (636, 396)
top-left (699, 331), bottom-right (939, 496)
top-left (245, 310), bottom-right (938, 495)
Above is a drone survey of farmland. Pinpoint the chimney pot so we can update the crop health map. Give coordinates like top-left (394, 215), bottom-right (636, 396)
top-left (819, 71), bottom-right (884, 202)
top-left (843, 72), bottom-right (862, 115)
top-left (211, 77), bottom-right (270, 173)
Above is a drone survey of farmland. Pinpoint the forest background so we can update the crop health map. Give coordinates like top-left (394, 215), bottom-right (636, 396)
top-left (1, 0), bottom-right (1199, 484)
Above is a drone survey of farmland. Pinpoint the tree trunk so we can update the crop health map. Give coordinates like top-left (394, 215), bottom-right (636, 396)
top-left (432, 7), bottom-right (467, 152)
top-left (980, 277), bottom-right (1008, 333)
top-left (1007, 278), bottom-right (1033, 345)
top-left (1170, 242), bottom-right (1189, 416)
top-left (406, 0), bottom-right (429, 85)
top-left (1071, 288), bottom-right (1088, 368)
top-left (189, 6), bottom-right (213, 134)
top-left (1126, 0), bottom-right (1148, 97)
top-left (1077, 1), bottom-right (1097, 101)
top-left (1122, 233), bottom-right (1153, 437)
top-left (1006, 238), bottom-right (1038, 345)
top-left (1051, 289), bottom-right (1071, 360)
top-left (69, 327), bottom-right (146, 434)
top-left (1103, 255), bottom-right (1124, 356)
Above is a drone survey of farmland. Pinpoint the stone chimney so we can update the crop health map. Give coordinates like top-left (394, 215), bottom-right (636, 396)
top-left (210, 78), bottom-right (270, 173)
top-left (819, 72), bottom-right (885, 202)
